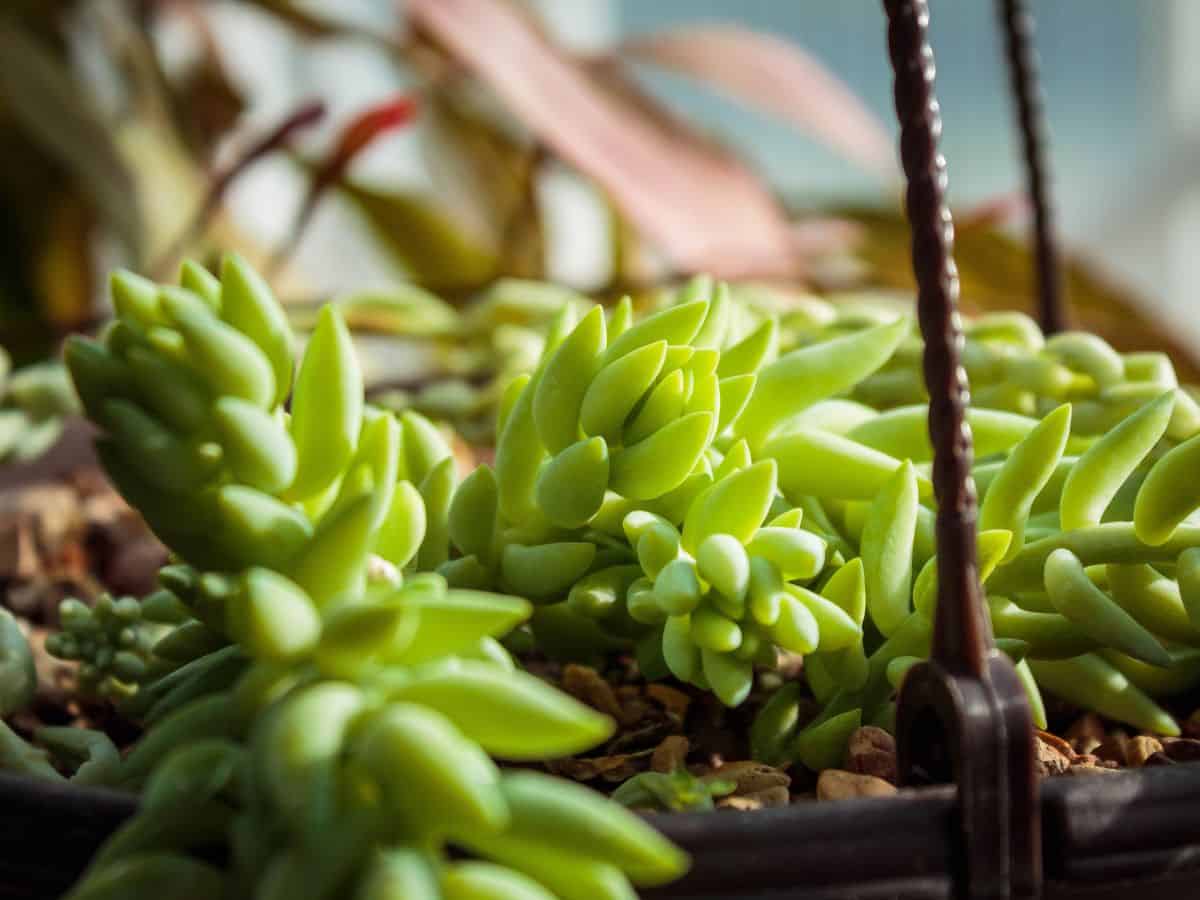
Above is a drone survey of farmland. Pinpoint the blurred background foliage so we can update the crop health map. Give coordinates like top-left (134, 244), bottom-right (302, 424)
top-left (0, 0), bottom-right (1193, 379)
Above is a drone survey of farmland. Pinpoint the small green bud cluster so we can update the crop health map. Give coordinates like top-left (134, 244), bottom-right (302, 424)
top-left (64, 255), bottom-right (457, 578)
top-left (612, 768), bottom-right (737, 813)
top-left (44, 596), bottom-right (168, 699)
top-left (2, 608), bottom-right (123, 785)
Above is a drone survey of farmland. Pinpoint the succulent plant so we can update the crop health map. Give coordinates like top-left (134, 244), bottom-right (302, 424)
top-left (12, 252), bottom-right (1200, 900)
top-left (52, 258), bottom-right (689, 900)
top-left (0, 348), bottom-right (80, 464)
top-left (424, 276), bottom-right (1200, 759)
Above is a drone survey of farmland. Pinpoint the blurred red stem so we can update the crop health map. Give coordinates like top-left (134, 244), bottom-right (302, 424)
top-left (152, 100), bottom-right (326, 277)
top-left (267, 96), bottom-right (419, 277)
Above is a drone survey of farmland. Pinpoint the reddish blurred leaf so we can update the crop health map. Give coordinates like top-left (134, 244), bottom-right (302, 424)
top-left (620, 25), bottom-right (896, 182)
top-left (271, 97), bottom-right (419, 273)
top-left (207, 101), bottom-right (327, 216)
top-left (407, 0), bottom-right (800, 279)
top-left (320, 98), bottom-right (419, 192)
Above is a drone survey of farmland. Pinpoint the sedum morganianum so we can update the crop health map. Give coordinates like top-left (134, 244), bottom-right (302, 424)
top-left (54, 258), bottom-right (688, 900)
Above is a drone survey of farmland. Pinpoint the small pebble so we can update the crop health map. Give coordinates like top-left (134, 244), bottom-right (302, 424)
top-left (845, 726), bottom-right (897, 783)
top-left (718, 786), bottom-right (791, 811)
top-left (1126, 736), bottom-right (1163, 768)
top-left (710, 760), bottom-right (791, 795)
top-left (816, 769), bottom-right (897, 801)
top-left (1034, 732), bottom-right (1072, 776)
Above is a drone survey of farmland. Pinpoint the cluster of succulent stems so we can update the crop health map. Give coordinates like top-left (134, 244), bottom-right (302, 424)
top-left (4, 258), bottom-right (1200, 897)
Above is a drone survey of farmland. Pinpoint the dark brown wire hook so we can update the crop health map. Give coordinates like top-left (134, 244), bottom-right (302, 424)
top-left (882, 1), bottom-right (1041, 897)
top-left (999, 0), bottom-right (1065, 334)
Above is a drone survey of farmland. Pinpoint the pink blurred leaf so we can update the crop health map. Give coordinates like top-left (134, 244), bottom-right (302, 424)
top-left (620, 25), bottom-right (896, 181)
top-left (790, 216), bottom-right (865, 257)
top-left (406, 0), bottom-right (801, 279)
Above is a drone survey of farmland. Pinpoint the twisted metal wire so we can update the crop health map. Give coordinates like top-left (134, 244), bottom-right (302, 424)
top-left (1000, 0), bottom-right (1065, 334)
top-left (883, 0), bottom-right (988, 676)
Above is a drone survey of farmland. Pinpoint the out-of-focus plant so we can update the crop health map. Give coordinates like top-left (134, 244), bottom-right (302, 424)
top-left (0, 0), bottom-right (900, 355)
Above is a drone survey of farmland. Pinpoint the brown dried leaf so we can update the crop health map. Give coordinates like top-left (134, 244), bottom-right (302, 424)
top-left (1034, 732), bottom-right (1072, 777)
top-left (407, 0), bottom-right (799, 279)
top-left (561, 663), bottom-right (626, 723)
top-left (645, 683), bottom-right (692, 721)
top-left (619, 25), bottom-right (896, 181)
top-left (547, 750), bottom-right (649, 783)
top-left (815, 769), bottom-right (897, 801)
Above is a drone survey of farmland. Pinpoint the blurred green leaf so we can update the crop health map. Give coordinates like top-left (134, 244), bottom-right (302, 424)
top-left (337, 180), bottom-right (498, 292)
top-left (0, 19), bottom-right (141, 257)
top-left (842, 205), bottom-right (1200, 382)
top-left (422, 84), bottom-right (543, 279)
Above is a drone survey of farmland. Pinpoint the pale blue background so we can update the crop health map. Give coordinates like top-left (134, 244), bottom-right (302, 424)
top-left (619, 0), bottom-right (1149, 214)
